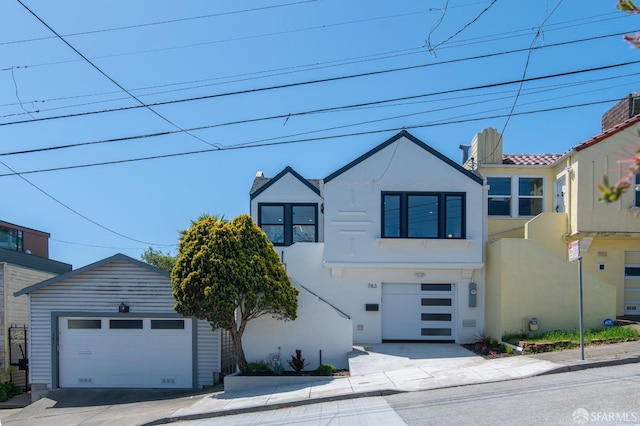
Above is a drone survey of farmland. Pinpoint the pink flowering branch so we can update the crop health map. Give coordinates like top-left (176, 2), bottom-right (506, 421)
top-left (598, 142), bottom-right (640, 202)
top-left (618, 0), bottom-right (640, 46)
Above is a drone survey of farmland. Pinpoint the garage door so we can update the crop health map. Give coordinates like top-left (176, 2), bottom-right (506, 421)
top-left (625, 252), bottom-right (640, 315)
top-left (59, 317), bottom-right (192, 388)
top-left (382, 283), bottom-right (455, 342)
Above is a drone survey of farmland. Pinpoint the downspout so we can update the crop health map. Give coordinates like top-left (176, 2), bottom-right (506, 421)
top-left (561, 154), bottom-right (574, 244)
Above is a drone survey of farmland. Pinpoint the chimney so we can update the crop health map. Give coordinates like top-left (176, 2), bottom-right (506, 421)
top-left (602, 92), bottom-right (640, 131)
top-left (255, 171), bottom-right (264, 178)
top-left (469, 128), bottom-right (502, 167)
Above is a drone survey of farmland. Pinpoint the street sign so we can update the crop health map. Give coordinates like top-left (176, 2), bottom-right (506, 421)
top-left (568, 240), bottom-right (580, 262)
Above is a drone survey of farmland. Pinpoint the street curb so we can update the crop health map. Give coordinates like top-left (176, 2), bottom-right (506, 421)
top-left (535, 356), bottom-right (640, 376)
top-left (141, 389), bottom-right (404, 426)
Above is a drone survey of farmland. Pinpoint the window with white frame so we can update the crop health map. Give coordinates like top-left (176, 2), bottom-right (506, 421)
top-left (487, 177), bottom-right (511, 216)
top-left (487, 176), bottom-right (544, 217)
top-left (518, 177), bottom-right (544, 216)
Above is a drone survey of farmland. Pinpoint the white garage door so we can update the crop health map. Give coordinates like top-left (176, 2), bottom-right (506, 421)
top-left (382, 283), bottom-right (455, 342)
top-left (625, 252), bottom-right (640, 315)
top-left (59, 317), bottom-right (192, 388)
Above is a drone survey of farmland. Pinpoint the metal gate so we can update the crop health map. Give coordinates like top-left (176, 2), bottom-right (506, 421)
top-left (220, 329), bottom-right (236, 376)
top-left (8, 325), bottom-right (28, 390)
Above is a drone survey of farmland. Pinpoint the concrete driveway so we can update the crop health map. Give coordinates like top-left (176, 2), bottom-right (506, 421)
top-left (0, 388), bottom-right (217, 426)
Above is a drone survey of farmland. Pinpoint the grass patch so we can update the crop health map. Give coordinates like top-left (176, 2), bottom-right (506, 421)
top-left (502, 326), bottom-right (639, 344)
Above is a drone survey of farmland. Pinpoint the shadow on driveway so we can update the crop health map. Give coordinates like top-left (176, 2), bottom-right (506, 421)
top-left (44, 387), bottom-right (217, 408)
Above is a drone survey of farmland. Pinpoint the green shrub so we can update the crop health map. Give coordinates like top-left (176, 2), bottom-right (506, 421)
top-left (245, 361), bottom-right (272, 375)
top-left (315, 364), bottom-right (337, 376)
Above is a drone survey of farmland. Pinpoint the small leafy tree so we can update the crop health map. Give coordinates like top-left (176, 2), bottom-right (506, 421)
top-left (140, 247), bottom-right (176, 272)
top-left (171, 214), bottom-right (299, 374)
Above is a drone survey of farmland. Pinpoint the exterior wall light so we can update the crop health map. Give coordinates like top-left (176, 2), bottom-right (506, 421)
top-left (119, 302), bottom-right (130, 313)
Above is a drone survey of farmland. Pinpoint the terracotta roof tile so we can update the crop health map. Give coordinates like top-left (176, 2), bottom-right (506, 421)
top-left (502, 153), bottom-right (562, 166)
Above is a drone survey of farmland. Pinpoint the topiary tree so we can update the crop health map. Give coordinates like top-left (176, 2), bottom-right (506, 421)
top-left (171, 214), bottom-right (299, 374)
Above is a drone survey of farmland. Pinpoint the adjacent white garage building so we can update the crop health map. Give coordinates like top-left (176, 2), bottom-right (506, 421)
top-left (14, 254), bottom-right (224, 398)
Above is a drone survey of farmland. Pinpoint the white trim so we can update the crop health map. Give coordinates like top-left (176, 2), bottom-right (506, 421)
top-left (323, 261), bottom-right (483, 270)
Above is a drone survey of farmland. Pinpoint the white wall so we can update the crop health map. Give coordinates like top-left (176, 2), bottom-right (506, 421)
top-left (323, 136), bottom-right (483, 266)
top-left (250, 172), bottom-right (324, 242)
top-left (242, 278), bottom-right (353, 370)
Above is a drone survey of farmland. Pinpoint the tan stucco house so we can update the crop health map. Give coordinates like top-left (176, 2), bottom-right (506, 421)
top-left (466, 94), bottom-right (640, 339)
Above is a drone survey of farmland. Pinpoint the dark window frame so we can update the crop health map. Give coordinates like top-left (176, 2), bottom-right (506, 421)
top-left (381, 192), bottom-right (466, 239)
top-left (258, 203), bottom-right (318, 247)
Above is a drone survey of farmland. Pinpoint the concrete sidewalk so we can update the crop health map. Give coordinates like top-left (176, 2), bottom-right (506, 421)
top-left (157, 340), bottom-right (640, 425)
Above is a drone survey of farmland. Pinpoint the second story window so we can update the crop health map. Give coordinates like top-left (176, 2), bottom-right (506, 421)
top-left (258, 203), bottom-right (317, 246)
top-left (382, 192), bottom-right (465, 239)
top-left (487, 177), bottom-right (511, 216)
top-left (518, 177), bottom-right (543, 216)
top-left (488, 176), bottom-right (544, 217)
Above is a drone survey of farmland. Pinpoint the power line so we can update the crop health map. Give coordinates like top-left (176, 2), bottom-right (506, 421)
top-left (428, 0), bottom-right (498, 55)
top-left (0, 98), bottom-right (623, 178)
top-left (486, 0), bottom-right (565, 164)
top-left (1, 0), bottom-right (320, 46)
top-left (10, 0), bottom-right (184, 246)
top-left (0, 156), bottom-right (174, 245)
top-left (2, 30), bottom-right (637, 128)
top-left (2, 59), bottom-right (638, 159)
top-left (15, 0), bottom-right (220, 151)
top-left (1, 21), bottom-right (631, 118)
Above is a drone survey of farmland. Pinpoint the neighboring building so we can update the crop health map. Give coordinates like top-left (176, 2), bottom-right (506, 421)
top-left (467, 97), bottom-right (640, 339)
top-left (247, 130), bottom-right (487, 366)
top-left (14, 254), bottom-right (224, 400)
top-left (0, 220), bottom-right (50, 258)
top-left (0, 221), bottom-right (70, 388)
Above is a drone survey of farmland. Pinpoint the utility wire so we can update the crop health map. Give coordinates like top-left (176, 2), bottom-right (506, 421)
top-left (484, 0), bottom-right (565, 164)
top-left (0, 17), bottom-right (629, 115)
top-left (1, 60), bottom-right (637, 160)
top-left (9, 0), bottom-right (180, 246)
top-left (428, 0), bottom-right (498, 55)
top-left (0, 156), bottom-right (174, 245)
top-left (15, 0), bottom-right (220, 148)
top-left (0, 98), bottom-right (623, 178)
top-left (1, 0), bottom-right (319, 46)
top-left (2, 31), bottom-right (637, 128)
top-left (3, 67), bottom-right (639, 159)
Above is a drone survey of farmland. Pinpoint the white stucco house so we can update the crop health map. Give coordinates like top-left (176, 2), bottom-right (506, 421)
top-left (14, 254), bottom-right (226, 399)
top-left (246, 131), bottom-right (487, 365)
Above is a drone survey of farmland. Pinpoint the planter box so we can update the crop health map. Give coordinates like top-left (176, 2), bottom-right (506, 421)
top-left (224, 374), bottom-right (345, 392)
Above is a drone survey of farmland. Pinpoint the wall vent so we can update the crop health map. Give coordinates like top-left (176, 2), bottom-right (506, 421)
top-left (462, 319), bottom-right (476, 328)
top-left (161, 378), bottom-right (176, 384)
top-left (78, 378), bottom-right (93, 384)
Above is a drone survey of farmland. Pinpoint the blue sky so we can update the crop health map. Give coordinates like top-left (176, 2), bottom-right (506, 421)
top-left (1, 0), bottom-right (639, 268)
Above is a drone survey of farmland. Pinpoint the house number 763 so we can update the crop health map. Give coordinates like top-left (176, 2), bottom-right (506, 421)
top-left (367, 283), bottom-right (377, 288)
